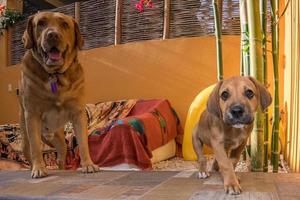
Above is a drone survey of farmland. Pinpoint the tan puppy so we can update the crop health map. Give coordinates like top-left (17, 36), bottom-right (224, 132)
top-left (192, 76), bottom-right (272, 195)
top-left (19, 12), bottom-right (99, 178)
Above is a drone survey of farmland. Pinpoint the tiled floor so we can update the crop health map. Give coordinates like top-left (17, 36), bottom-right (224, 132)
top-left (0, 170), bottom-right (299, 200)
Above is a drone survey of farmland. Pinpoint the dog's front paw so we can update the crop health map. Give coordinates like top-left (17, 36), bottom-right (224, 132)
top-left (80, 163), bottom-right (100, 173)
top-left (224, 181), bottom-right (242, 195)
top-left (198, 171), bottom-right (210, 179)
top-left (31, 166), bottom-right (48, 178)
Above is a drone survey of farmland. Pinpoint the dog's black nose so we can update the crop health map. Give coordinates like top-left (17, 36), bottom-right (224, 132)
top-left (47, 31), bottom-right (59, 40)
top-left (230, 105), bottom-right (244, 119)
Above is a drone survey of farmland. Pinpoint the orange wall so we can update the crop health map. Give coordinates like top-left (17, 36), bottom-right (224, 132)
top-left (0, 36), bottom-right (239, 124)
top-left (0, 35), bottom-right (283, 126)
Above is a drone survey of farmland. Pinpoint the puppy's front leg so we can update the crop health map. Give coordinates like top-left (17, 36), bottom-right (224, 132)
top-left (25, 112), bottom-right (48, 178)
top-left (72, 111), bottom-right (100, 173)
top-left (229, 141), bottom-right (247, 169)
top-left (192, 128), bottom-right (209, 179)
top-left (211, 139), bottom-right (242, 195)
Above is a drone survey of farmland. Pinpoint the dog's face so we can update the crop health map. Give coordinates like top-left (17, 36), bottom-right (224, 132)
top-left (22, 12), bottom-right (83, 74)
top-left (207, 76), bottom-right (272, 128)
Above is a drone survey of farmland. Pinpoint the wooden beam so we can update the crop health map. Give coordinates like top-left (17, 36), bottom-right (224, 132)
top-left (45, 0), bottom-right (64, 7)
top-left (163, 0), bottom-right (171, 39)
top-left (6, 0), bottom-right (23, 12)
top-left (0, 29), bottom-right (9, 67)
top-left (6, 28), bottom-right (12, 66)
top-left (75, 2), bottom-right (80, 23)
top-left (115, 0), bottom-right (122, 45)
top-left (26, 0), bottom-right (56, 9)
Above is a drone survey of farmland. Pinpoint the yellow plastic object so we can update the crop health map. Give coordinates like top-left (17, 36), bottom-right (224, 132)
top-left (183, 84), bottom-right (215, 160)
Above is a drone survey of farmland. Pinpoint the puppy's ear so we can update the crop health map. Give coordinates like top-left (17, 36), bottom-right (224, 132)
top-left (22, 16), bottom-right (34, 49)
top-left (73, 20), bottom-right (84, 50)
top-left (248, 76), bottom-right (272, 111)
top-left (207, 80), bottom-right (223, 118)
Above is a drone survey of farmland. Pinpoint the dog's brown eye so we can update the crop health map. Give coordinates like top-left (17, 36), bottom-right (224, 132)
top-left (61, 21), bottom-right (69, 29)
top-left (221, 91), bottom-right (229, 101)
top-left (245, 89), bottom-right (254, 99)
top-left (37, 20), bottom-right (47, 27)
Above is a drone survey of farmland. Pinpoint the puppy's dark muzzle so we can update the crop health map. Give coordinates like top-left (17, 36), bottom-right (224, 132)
top-left (230, 105), bottom-right (244, 119)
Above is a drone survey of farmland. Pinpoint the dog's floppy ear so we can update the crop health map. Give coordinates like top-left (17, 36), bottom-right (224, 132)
top-left (22, 15), bottom-right (34, 49)
top-left (207, 80), bottom-right (223, 118)
top-left (73, 20), bottom-right (84, 50)
top-left (248, 76), bottom-right (272, 111)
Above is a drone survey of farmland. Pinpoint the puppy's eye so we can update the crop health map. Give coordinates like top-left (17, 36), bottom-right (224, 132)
top-left (37, 20), bottom-right (47, 27)
top-left (221, 91), bottom-right (229, 101)
top-left (61, 21), bottom-right (69, 29)
top-left (245, 89), bottom-right (254, 99)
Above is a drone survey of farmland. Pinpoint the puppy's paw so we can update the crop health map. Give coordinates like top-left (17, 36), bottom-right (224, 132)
top-left (31, 166), bottom-right (48, 178)
top-left (224, 182), bottom-right (242, 195)
top-left (80, 163), bottom-right (100, 173)
top-left (198, 171), bottom-right (210, 179)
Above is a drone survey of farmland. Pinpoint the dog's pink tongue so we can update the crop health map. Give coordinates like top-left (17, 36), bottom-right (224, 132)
top-left (48, 51), bottom-right (61, 61)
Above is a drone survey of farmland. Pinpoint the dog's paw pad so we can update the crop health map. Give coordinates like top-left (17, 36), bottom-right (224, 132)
top-left (81, 164), bottom-right (100, 173)
top-left (31, 167), bottom-right (48, 178)
top-left (198, 171), bottom-right (209, 179)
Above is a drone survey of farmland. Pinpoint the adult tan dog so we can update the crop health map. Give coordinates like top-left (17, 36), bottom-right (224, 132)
top-left (192, 76), bottom-right (272, 195)
top-left (19, 12), bottom-right (99, 178)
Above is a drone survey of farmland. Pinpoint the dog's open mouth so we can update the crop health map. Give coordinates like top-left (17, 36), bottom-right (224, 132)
top-left (48, 47), bottom-right (62, 61)
top-left (42, 46), bottom-right (67, 67)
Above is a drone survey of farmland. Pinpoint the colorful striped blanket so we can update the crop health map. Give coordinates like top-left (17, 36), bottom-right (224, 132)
top-left (0, 99), bottom-right (183, 170)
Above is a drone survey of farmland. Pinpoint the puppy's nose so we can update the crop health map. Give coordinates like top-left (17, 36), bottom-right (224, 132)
top-left (230, 105), bottom-right (244, 119)
top-left (47, 31), bottom-right (59, 40)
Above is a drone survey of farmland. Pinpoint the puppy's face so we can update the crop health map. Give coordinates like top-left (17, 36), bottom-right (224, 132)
top-left (22, 12), bottom-right (84, 74)
top-left (219, 77), bottom-right (259, 127)
top-left (207, 76), bottom-right (272, 128)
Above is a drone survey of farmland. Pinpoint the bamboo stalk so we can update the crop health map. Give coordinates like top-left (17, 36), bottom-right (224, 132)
top-left (270, 0), bottom-right (280, 173)
top-left (239, 2), bottom-right (247, 157)
top-left (240, 46), bottom-right (244, 76)
top-left (213, 0), bottom-right (223, 81)
top-left (246, 0), bottom-right (264, 172)
top-left (240, 0), bottom-right (250, 76)
top-left (260, 0), bottom-right (269, 172)
top-left (239, 0), bottom-right (245, 76)
top-left (217, 0), bottom-right (223, 28)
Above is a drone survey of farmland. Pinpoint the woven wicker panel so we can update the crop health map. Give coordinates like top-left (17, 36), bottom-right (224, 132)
top-left (121, 0), bottom-right (164, 43)
top-left (170, 0), bottom-right (215, 38)
top-left (222, 0), bottom-right (240, 35)
top-left (79, 0), bottom-right (115, 49)
top-left (10, 20), bottom-right (27, 65)
top-left (50, 3), bottom-right (75, 18)
top-left (10, 0), bottom-right (274, 65)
